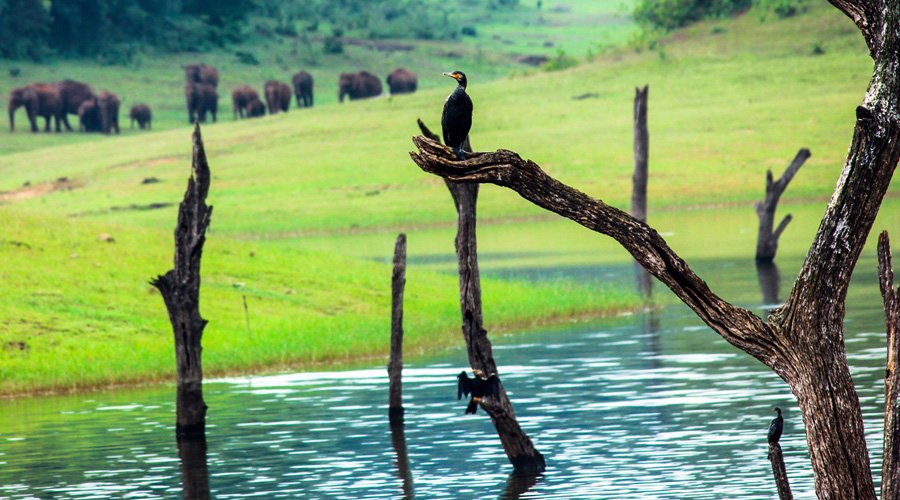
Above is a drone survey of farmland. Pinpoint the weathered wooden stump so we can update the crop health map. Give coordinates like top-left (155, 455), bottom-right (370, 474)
top-left (632, 85), bottom-right (652, 297)
top-left (755, 149), bottom-right (810, 262)
top-left (880, 231), bottom-right (900, 500)
top-left (768, 442), bottom-right (793, 500)
top-left (388, 233), bottom-right (407, 424)
top-left (151, 124), bottom-right (213, 438)
top-left (417, 119), bottom-right (546, 474)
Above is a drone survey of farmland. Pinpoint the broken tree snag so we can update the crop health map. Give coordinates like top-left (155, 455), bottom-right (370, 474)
top-left (416, 118), bottom-right (546, 474)
top-left (151, 124), bottom-right (213, 438)
top-left (880, 231), bottom-right (900, 500)
top-left (768, 443), bottom-right (794, 500)
top-left (755, 149), bottom-right (810, 262)
top-left (632, 85), bottom-right (652, 297)
top-left (388, 233), bottom-right (407, 424)
top-left (756, 260), bottom-right (781, 307)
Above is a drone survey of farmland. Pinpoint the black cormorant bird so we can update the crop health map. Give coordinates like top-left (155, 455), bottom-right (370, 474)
top-left (457, 370), bottom-right (498, 414)
top-left (441, 71), bottom-right (473, 160)
top-left (768, 407), bottom-right (784, 444)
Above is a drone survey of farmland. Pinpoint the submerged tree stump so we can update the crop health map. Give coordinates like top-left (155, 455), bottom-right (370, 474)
top-left (388, 233), bottom-right (407, 424)
top-left (880, 232), bottom-right (900, 500)
top-left (151, 124), bottom-right (213, 438)
top-left (768, 443), bottom-right (793, 500)
top-left (417, 119), bottom-right (546, 474)
top-left (632, 85), bottom-right (652, 297)
top-left (755, 149), bottom-right (810, 262)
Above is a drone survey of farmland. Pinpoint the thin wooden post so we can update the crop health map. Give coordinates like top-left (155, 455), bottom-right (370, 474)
top-left (879, 231), bottom-right (900, 500)
top-left (768, 443), bottom-right (794, 500)
top-left (151, 124), bottom-right (213, 438)
top-left (755, 149), bottom-right (810, 262)
top-left (417, 119), bottom-right (546, 474)
top-left (388, 233), bottom-right (407, 424)
top-left (631, 85), bottom-right (652, 297)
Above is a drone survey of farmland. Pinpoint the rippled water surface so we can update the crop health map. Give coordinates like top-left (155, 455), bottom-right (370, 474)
top-left (0, 248), bottom-right (893, 498)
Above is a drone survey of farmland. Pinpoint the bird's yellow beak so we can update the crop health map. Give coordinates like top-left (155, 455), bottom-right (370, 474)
top-left (443, 72), bottom-right (461, 81)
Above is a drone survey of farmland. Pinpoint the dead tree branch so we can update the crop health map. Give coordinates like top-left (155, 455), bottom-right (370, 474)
top-left (388, 233), bottom-right (407, 424)
top-left (768, 443), bottom-right (794, 500)
top-left (755, 149), bottom-right (810, 262)
top-left (417, 118), bottom-right (546, 473)
top-left (881, 231), bottom-right (900, 500)
top-left (151, 124), bottom-right (213, 438)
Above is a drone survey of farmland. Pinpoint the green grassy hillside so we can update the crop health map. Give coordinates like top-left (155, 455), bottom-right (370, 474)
top-left (0, 3), bottom-right (890, 395)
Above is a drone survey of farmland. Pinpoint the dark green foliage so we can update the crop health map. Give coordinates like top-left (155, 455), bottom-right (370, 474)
top-left (633, 0), bottom-right (751, 31)
top-left (543, 49), bottom-right (578, 72)
top-left (235, 50), bottom-right (259, 65)
top-left (323, 35), bottom-right (343, 54)
top-left (0, 0), bottom-right (50, 59)
top-left (756, 0), bottom-right (806, 18)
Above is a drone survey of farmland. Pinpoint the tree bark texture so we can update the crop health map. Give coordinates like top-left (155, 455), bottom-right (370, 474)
top-left (177, 431), bottom-right (211, 500)
top-left (151, 124), bottom-right (213, 438)
top-left (632, 85), bottom-right (652, 297)
top-left (409, 9), bottom-right (900, 489)
top-left (417, 119), bottom-right (546, 474)
top-left (388, 233), bottom-right (406, 424)
top-left (881, 232), bottom-right (900, 500)
top-left (768, 443), bottom-right (794, 500)
top-left (755, 149), bottom-right (810, 262)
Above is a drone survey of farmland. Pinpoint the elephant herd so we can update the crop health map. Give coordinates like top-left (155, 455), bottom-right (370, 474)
top-left (8, 79), bottom-right (152, 134)
top-left (7, 65), bottom-right (420, 134)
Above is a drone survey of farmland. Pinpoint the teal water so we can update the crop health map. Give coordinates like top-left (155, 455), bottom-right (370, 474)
top-left (3, 196), bottom-right (900, 498)
top-left (0, 247), bottom-right (891, 498)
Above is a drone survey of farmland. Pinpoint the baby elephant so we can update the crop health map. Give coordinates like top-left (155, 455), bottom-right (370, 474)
top-left (129, 104), bottom-right (152, 130)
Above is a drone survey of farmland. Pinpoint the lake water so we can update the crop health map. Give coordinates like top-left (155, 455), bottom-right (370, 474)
top-left (1, 208), bottom-right (897, 499)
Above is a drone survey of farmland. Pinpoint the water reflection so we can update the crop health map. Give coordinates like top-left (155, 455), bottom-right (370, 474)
top-left (500, 472), bottom-right (540, 499)
top-left (389, 421), bottom-right (414, 499)
top-left (177, 431), bottom-right (210, 500)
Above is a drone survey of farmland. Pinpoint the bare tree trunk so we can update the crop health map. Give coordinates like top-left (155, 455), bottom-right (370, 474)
top-left (755, 149), bottom-right (810, 262)
top-left (410, 12), bottom-right (900, 486)
top-left (417, 119), bottom-right (546, 474)
top-left (881, 231), bottom-right (900, 500)
top-left (632, 85), bottom-right (652, 297)
top-left (178, 432), bottom-right (210, 500)
top-left (388, 233), bottom-right (406, 424)
top-left (151, 124), bottom-right (213, 438)
top-left (756, 260), bottom-right (781, 306)
top-left (768, 443), bottom-right (793, 500)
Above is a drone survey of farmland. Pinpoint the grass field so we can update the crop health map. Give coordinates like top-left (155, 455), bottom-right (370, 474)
top-left (0, 3), bottom-right (892, 395)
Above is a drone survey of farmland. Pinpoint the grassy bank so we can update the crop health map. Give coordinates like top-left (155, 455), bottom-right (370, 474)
top-left (0, 3), bottom-right (889, 395)
top-left (0, 206), bottom-right (638, 395)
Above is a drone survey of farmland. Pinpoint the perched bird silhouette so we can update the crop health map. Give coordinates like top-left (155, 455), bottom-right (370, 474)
top-left (441, 71), bottom-right (473, 160)
top-left (457, 370), bottom-right (499, 414)
top-left (768, 407), bottom-right (784, 445)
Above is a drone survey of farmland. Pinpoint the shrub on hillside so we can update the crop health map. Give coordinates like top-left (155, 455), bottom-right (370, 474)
top-left (633, 0), bottom-right (751, 31)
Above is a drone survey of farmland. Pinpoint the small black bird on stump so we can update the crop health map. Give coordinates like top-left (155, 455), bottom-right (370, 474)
top-left (457, 370), bottom-right (499, 414)
top-left (441, 70), bottom-right (473, 160)
top-left (768, 407), bottom-right (784, 444)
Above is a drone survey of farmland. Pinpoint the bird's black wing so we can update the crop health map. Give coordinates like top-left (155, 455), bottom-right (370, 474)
top-left (441, 89), bottom-right (473, 150)
top-left (768, 417), bottom-right (783, 444)
top-left (457, 371), bottom-right (472, 400)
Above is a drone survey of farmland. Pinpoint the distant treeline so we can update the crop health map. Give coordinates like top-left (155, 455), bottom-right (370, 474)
top-left (633, 0), bottom-right (806, 31)
top-left (0, 0), bottom-right (517, 62)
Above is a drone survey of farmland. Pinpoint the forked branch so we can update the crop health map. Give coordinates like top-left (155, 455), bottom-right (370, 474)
top-left (409, 136), bottom-right (780, 374)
